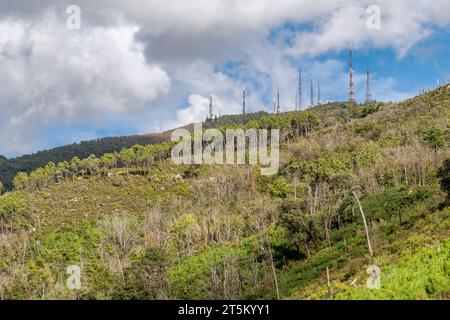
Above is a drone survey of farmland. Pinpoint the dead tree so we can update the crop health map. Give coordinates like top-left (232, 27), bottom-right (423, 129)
top-left (352, 191), bottom-right (374, 264)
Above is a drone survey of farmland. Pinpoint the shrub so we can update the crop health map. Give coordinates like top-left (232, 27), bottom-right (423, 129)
top-left (438, 158), bottom-right (450, 204)
top-left (0, 192), bottom-right (23, 218)
top-left (268, 177), bottom-right (292, 198)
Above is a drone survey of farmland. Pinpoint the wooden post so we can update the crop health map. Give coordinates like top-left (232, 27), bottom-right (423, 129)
top-left (404, 166), bottom-right (408, 185)
top-left (353, 191), bottom-right (374, 264)
top-left (326, 266), bottom-right (332, 298)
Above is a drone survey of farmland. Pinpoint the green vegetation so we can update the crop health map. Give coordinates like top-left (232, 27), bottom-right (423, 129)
top-left (0, 86), bottom-right (449, 300)
top-left (0, 111), bottom-right (271, 192)
top-left (0, 133), bottom-right (172, 191)
top-left (438, 159), bottom-right (450, 205)
top-left (334, 237), bottom-right (450, 300)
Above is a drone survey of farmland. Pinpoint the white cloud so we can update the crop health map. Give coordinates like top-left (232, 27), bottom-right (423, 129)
top-left (1, 0), bottom-right (450, 155)
top-left (167, 61), bottom-right (245, 128)
top-left (173, 94), bottom-right (210, 126)
top-left (0, 12), bottom-right (170, 154)
top-left (285, 0), bottom-right (450, 58)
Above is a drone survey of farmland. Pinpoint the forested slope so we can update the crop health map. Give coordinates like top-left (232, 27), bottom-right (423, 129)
top-left (0, 112), bottom-right (272, 192)
top-left (0, 134), bottom-right (169, 191)
top-left (0, 86), bottom-right (449, 300)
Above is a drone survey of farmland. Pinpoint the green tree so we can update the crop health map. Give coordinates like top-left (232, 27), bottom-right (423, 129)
top-left (12, 172), bottom-right (29, 190)
top-left (57, 161), bottom-right (71, 181)
top-left (268, 177), bottom-right (292, 198)
top-left (70, 156), bottom-right (82, 176)
top-left (119, 148), bottom-right (135, 171)
top-left (422, 126), bottom-right (445, 168)
top-left (116, 247), bottom-right (169, 299)
top-left (437, 158), bottom-right (450, 205)
top-left (81, 155), bottom-right (100, 176)
top-left (100, 153), bottom-right (118, 171)
top-left (279, 201), bottom-right (321, 258)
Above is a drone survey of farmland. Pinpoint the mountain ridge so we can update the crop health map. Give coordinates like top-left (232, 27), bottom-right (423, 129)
top-left (0, 111), bottom-right (271, 191)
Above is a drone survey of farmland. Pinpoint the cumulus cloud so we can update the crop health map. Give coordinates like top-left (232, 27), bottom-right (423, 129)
top-left (9, 0), bottom-right (442, 62)
top-left (1, 0), bottom-right (449, 155)
top-left (285, 0), bottom-right (450, 58)
top-left (0, 11), bottom-right (170, 154)
top-left (167, 61), bottom-right (246, 128)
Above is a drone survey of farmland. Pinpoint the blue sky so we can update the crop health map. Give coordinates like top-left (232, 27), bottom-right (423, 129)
top-left (0, 0), bottom-right (449, 158)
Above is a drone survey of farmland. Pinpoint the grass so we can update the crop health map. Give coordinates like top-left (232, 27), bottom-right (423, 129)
top-left (280, 207), bottom-right (450, 300)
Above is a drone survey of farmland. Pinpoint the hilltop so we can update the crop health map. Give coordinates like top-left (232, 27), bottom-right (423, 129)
top-left (0, 87), bottom-right (449, 300)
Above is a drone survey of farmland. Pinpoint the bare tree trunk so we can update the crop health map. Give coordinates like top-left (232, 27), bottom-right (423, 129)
top-left (324, 219), bottom-right (331, 251)
top-left (313, 186), bottom-right (318, 215)
top-left (352, 191), bottom-right (374, 264)
top-left (404, 166), bottom-right (408, 185)
top-left (308, 186), bottom-right (313, 215)
top-left (326, 266), bottom-right (332, 298)
top-left (116, 253), bottom-right (125, 284)
top-left (266, 237), bottom-right (280, 300)
top-left (223, 260), bottom-right (228, 299)
top-left (293, 176), bottom-right (297, 200)
top-left (251, 257), bottom-right (258, 295)
top-left (304, 240), bottom-right (311, 259)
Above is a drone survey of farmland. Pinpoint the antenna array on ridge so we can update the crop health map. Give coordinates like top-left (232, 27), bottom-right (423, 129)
top-left (242, 88), bottom-right (246, 124)
top-left (276, 88), bottom-right (281, 114)
top-left (365, 68), bottom-right (374, 104)
top-left (208, 95), bottom-right (214, 121)
top-left (297, 69), bottom-right (302, 111)
top-left (348, 49), bottom-right (356, 103)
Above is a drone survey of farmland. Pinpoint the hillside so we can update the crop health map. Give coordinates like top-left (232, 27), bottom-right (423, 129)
top-left (0, 112), bottom-right (271, 192)
top-left (0, 87), bottom-right (449, 300)
top-left (0, 134), bottom-right (169, 192)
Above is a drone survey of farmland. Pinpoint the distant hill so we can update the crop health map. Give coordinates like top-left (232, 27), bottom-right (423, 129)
top-left (0, 133), bottom-right (170, 191)
top-left (0, 111), bottom-right (271, 191)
